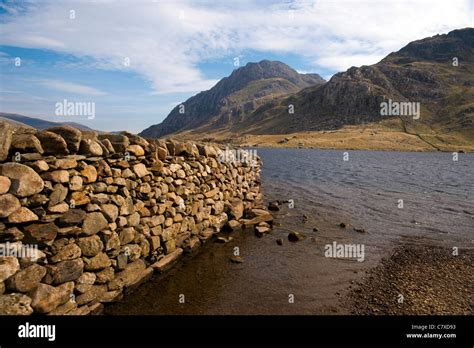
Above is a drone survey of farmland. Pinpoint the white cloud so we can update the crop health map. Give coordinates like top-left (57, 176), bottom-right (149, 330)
top-left (38, 79), bottom-right (107, 96)
top-left (0, 0), bottom-right (472, 94)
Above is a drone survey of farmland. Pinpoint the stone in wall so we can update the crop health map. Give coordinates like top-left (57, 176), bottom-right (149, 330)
top-left (0, 125), bottom-right (266, 315)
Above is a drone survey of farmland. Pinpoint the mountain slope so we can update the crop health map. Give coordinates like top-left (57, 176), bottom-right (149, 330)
top-left (235, 28), bottom-right (474, 142)
top-left (140, 60), bottom-right (325, 138)
top-left (0, 112), bottom-right (93, 131)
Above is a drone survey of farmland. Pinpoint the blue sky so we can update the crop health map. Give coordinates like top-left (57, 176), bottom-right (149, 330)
top-left (0, 0), bottom-right (472, 133)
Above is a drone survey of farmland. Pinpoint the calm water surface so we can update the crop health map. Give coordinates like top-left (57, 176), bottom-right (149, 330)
top-left (106, 149), bottom-right (474, 315)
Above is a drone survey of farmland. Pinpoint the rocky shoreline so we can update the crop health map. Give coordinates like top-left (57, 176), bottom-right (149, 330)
top-left (348, 245), bottom-right (474, 315)
top-left (0, 121), bottom-right (272, 315)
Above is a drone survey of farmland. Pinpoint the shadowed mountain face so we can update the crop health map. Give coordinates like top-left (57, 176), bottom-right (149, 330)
top-left (234, 28), bottom-right (474, 136)
top-left (139, 60), bottom-right (325, 138)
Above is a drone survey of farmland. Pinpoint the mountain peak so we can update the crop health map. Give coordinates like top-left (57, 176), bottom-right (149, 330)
top-left (385, 27), bottom-right (474, 63)
top-left (140, 60), bottom-right (325, 138)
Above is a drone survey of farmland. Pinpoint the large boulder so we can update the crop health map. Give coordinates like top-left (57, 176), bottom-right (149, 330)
top-left (46, 125), bottom-right (82, 153)
top-left (36, 131), bottom-right (69, 155)
top-left (0, 121), bottom-right (13, 162)
top-left (0, 162), bottom-right (44, 197)
top-left (98, 134), bottom-right (129, 153)
top-left (10, 134), bottom-right (44, 154)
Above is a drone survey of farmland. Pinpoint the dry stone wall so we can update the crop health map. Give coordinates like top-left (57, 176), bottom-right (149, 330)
top-left (0, 122), bottom-right (265, 315)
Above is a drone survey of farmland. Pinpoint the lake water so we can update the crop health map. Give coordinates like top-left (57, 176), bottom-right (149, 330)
top-left (106, 149), bottom-right (474, 315)
top-left (260, 148), bottom-right (474, 247)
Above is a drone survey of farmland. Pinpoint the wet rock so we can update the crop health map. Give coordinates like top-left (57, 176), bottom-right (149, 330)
top-left (227, 219), bottom-right (241, 230)
top-left (108, 259), bottom-right (150, 290)
top-left (29, 282), bottom-right (74, 313)
top-left (151, 248), bottom-right (183, 273)
top-left (288, 231), bottom-right (306, 242)
top-left (183, 236), bottom-right (201, 253)
top-left (241, 213), bottom-right (273, 226)
top-left (255, 225), bottom-right (271, 237)
top-left (8, 207), bottom-right (38, 223)
top-left (11, 133), bottom-right (44, 154)
top-left (24, 223), bottom-right (58, 243)
top-left (229, 255), bottom-right (244, 263)
top-left (46, 125), bottom-right (82, 153)
top-left (0, 193), bottom-right (21, 218)
top-left (37, 131), bottom-right (69, 155)
top-left (268, 201), bottom-right (280, 211)
top-left (0, 162), bottom-right (44, 197)
top-left (6, 264), bottom-right (46, 292)
top-left (77, 235), bottom-right (103, 257)
top-left (0, 256), bottom-right (20, 282)
top-left (0, 293), bottom-right (33, 315)
top-left (215, 236), bottom-right (233, 243)
top-left (82, 212), bottom-right (108, 235)
top-left (0, 121), bottom-right (13, 162)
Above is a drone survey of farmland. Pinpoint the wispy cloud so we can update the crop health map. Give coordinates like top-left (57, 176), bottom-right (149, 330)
top-left (0, 0), bottom-right (472, 95)
top-left (38, 79), bottom-right (107, 96)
